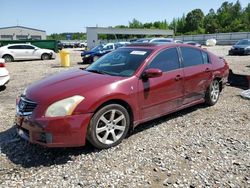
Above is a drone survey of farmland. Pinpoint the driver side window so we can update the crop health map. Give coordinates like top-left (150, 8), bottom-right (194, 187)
top-left (147, 48), bottom-right (180, 72)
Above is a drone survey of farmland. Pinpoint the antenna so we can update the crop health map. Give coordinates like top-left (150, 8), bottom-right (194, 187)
top-left (16, 19), bottom-right (19, 26)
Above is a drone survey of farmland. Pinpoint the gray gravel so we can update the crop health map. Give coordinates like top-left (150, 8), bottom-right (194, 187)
top-left (0, 46), bottom-right (249, 187)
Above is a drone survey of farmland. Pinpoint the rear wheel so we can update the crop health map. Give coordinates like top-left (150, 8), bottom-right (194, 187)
top-left (87, 104), bottom-right (130, 149)
top-left (205, 79), bottom-right (220, 106)
top-left (41, 53), bottom-right (50, 60)
top-left (3, 55), bottom-right (14, 62)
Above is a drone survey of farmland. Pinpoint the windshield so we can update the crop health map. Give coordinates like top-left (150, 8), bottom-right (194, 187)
top-left (86, 48), bottom-right (152, 77)
top-left (236, 40), bottom-right (250, 45)
top-left (91, 44), bottom-right (104, 52)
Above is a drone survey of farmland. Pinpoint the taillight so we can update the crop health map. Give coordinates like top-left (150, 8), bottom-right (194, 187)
top-left (0, 63), bottom-right (5, 67)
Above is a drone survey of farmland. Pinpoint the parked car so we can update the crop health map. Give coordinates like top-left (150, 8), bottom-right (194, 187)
top-left (174, 40), bottom-right (183, 43)
top-left (184, 41), bottom-right (202, 47)
top-left (15, 43), bottom-right (229, 149)
top-left (149, 38), bottom-right (174, 43)
top-left (57, 41), bottom-right (63, 50)
top-left (135, 38), bottom-right (151, 43)
top-left (81, 43), bottom-right (118, 63)
top-left (80, 42), bottom-right (87, 48)
top-left (229, 39), bottom-right (250, 55)
top-left (0, 44), bottom-right (56, 62)
top-left (135, 38), bottom-right (174, 44)
top-left (0, 58), bottom-right (10, 87)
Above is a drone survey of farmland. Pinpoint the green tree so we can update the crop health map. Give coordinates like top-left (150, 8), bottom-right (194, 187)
top-left (129, 19), bottom-right (143, 28)
top-left (243, 3), bottom-right (250, 30)
top-left (185, 9), bottom-right (205, 33)
top-left (204, 9), bottom-right (219, 33)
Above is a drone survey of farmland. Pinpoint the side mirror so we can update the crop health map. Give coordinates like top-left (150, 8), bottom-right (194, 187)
top-left (142, 68), bottom-right (162, 80)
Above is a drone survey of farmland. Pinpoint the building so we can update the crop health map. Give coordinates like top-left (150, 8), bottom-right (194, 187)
top-left (0, 26), bottom-right (46, 40)
top-left (87, 27), bottom-right (174, 48)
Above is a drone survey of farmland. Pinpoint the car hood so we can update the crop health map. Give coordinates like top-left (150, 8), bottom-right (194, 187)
top-left (233, 45), bottom-right (249, 48)
top-left (26, 69), bottom-right (123, 104)
top-left (81, 50), bottom-right (97, 56)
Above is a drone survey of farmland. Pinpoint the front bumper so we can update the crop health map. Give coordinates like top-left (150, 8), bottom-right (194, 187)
top-left (50, 52), bottom-right (56, 59)
top-left (82, 55), bottom-right (93, 63)
top-left (229, 48), bottom-right (250, 55)
top-left (0, 75), bottom-right (10, 86)
top-left (15, 113), bottom-right (93, 147)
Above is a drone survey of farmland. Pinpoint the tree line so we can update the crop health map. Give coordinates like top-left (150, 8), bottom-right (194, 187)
top-left (122, 1), bottom-right (250, 35)
top-left (48, 1), bottom-right (250, 40)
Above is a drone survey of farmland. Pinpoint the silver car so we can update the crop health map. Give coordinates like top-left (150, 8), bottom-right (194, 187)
top-left (0, 44), bottom-right (56, 62)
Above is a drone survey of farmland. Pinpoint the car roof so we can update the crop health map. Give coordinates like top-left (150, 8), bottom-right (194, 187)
top-left (6, 43), bottom-right (32, 46)
top-left (123, 42), bottom-right (206, 51)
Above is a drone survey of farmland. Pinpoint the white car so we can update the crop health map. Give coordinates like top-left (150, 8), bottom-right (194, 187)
top-left (0, 58), bottom-right (10, 87)
top-left (149, 38), bottom-right (174, 43)
top-left (0, 44), bottom-right (56, 62)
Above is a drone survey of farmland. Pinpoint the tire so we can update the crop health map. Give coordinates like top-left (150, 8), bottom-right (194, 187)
top-left (205, 79), bottom-right (220, 106)
top-left (2, 55), bottom-right (14, 62)
top-left (41, 53), bottom-right (50, 60)
top-left (87, 104), bottom-right (130, 149)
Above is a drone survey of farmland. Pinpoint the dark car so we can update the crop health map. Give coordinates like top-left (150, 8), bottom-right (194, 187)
top-left (81, 43), bottom-right (116, 64)
top-left (229, 39), bottom-right (250, 55)
top-left (15, 43), bottom-right (229, 149)
top-left (184, 41), bottom-right (202, 48)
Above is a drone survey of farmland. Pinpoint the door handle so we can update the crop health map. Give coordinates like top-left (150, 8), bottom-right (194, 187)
top-left (175, 75), bottom-right (182, 81)
top-left (205, 68), bottom-right (211, 72)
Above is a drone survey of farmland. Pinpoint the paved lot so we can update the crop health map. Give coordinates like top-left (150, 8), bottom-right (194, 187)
top-left (0, 46), bottom-right (249, 187)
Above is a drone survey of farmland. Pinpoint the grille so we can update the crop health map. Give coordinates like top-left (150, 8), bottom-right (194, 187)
top-left (18, 97), bottom-right (37, 116)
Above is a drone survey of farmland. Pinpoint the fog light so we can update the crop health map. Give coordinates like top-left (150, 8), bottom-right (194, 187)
top-left (39, 133), bottom-right (53, 143)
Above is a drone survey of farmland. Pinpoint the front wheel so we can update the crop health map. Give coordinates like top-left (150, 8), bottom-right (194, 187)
top-left (205, 79), bottom-right (220, 106)
top-left (41, 53), bottom-right (50, 60)
top-left (87, 104), bottom-right (130, 149)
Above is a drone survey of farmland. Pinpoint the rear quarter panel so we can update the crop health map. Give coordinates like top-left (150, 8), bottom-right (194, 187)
top-left (209, 52), bottom-right (229, 81)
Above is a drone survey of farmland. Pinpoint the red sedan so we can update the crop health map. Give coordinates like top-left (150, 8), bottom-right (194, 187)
top-left (15, 43), bottom-right (229, 149)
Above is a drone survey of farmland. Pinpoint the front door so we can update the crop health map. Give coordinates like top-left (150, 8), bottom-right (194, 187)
top-left (138, 47), bottom-right (184, 122)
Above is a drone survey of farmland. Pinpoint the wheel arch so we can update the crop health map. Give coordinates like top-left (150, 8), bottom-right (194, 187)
top-left (41, 53), bottom-right (50, 59)
top-left (2, 54), bottom-right (14, 59)
top-left (93, 99), bottom-right (134, 133)
top-left (213, 77), bottom-right (223, 92)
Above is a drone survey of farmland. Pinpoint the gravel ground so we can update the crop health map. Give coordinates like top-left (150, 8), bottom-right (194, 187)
top-left (0, 46), bottom-right (249, 187)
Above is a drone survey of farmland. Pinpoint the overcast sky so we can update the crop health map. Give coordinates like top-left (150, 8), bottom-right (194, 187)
top-left (1, 0), bottom-right (249, 34)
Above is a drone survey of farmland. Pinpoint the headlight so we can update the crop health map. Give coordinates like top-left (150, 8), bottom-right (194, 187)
top-left (231, 46), bottom-right (235, 50)
top-left (45, 95), bottom-right (84, 117)
top-left (85, 54), bottom-right (90, 58)
top-left (22, 88), bottom-right (27, 96)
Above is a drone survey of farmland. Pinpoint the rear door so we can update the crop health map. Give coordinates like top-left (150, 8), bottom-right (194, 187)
top-left (179, 47), bottom-right (212, 104)
top-left (138, 47), bottom-right (184, 121)
top-left (7, 45), bottom-right (25, 60)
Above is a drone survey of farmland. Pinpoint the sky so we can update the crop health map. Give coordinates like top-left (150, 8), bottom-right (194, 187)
top-left (0, 0), bottom-right (249, 34)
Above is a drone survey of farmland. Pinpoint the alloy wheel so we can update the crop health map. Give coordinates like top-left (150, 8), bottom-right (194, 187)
top-left (95, 109), bottom-right (126, 145)
top-left (210, 80), bottom-right (220, 103)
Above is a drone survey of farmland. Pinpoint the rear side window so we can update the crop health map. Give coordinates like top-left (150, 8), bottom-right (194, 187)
top-left (148, 48), bottom-right (180, 72)
top-left (180, 47), bottom-right (204, 67)
top-left (202, 51), bottom-right (210, 64)
top-left (8, 45), bottom-right (23, 49)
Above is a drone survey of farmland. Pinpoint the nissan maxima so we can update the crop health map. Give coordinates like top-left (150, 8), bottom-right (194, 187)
top-left (15, 43), bottom-right (229, 149)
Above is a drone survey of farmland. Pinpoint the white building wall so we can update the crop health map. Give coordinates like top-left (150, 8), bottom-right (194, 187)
top-left (87, 27), bottom-right (174, 48)
top-left (0, 26), bottom-right (46, 40)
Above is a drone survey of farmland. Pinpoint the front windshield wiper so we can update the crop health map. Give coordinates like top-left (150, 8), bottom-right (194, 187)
top-left (86, 69), bottom-right (108, 75)
top-left (86, 69), bottom-right (119, 76)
